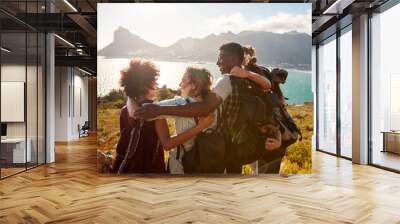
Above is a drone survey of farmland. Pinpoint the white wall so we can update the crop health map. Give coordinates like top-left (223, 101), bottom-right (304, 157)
top-left (1, 63), bottom-right (46, 164)
top-left (1, 65), bottom-right (37, 138)
top-left (55, 67), bottom-right (69, 141)
top-left (1, 66), bottom-right (26, 138)
top-left (55, 67), bottom-right (89, 141)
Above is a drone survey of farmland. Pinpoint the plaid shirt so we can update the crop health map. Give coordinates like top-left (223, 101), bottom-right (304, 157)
top-left (216, 77), bottom-right (242, 137)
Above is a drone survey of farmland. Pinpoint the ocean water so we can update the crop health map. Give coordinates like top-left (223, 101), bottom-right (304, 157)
top-left (97, 58), bottom-right (313, 104)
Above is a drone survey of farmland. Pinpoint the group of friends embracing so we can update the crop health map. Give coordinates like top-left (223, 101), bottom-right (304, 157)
top-left (109, 42), bottom-right (293, 175)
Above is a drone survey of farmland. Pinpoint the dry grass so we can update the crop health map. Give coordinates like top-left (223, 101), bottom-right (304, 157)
top-left (97, 102), bottom-right (313, 174)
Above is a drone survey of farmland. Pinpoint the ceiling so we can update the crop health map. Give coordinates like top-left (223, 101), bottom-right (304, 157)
top-left (310, 0), bottom-right (390, 43)
top-left (0, 0), bottom-right (394, 75)
top-left (0, 0), bottom-right (98, 74)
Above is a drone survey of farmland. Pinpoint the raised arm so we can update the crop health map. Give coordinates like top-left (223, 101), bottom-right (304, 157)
top-left (134, 92), bottom-right (222, 119)
top-left (155, 114), bottom-right (214, 150)
top-left (230, 66), bottom-right (271, 91)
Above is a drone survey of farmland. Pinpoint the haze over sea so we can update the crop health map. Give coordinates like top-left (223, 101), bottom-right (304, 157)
top-left (98, 58), bottom-right (313, 105)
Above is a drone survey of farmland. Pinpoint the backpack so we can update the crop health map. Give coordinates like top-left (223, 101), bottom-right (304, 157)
top-left (112, 118), bottom-right (164, 174)
top-left (245, 64), bottom-right (302, 147)
top-left (181, 108), bottom-right (226, 173)
top-left (227, 74), bottom-right (302, 165)
top-left (226, 77), bottom-right (281, 165)
top-left (245, 64), bottom-right (271, 80)
top-left (274, 106), bottom-right (302, 147)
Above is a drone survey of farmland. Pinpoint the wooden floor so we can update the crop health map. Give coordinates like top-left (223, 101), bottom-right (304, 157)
top-left (1, 167), bottom-right (26, 178)
top-left (372, 151), bottom-right (400, 171)
top-left (1, 135), bottom-right (400, 223)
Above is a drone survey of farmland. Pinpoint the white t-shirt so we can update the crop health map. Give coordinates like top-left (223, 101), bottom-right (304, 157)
top-left (212, 75), bottom-right (232, 101)
top-left (211, 74), bottom-right (233, 124)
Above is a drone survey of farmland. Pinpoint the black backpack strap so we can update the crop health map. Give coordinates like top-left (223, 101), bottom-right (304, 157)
top-left (152, 139), bottom-right (162, 164)
top-left (281, 108), bottom-right (303, 141)
top-left (214, 106), bottom-right (223, 133)
top-left (297, 128), bottom-right (303, 141)
top-left (177, 145), bottom-right (181, 160)
top-left (118, 120), bottom-right (144, 174)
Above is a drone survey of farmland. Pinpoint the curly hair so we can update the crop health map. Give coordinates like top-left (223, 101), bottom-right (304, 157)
top-left (185, 66), bottom-right (213, 99)
top-left (119, 58), bottom-right (159, 100)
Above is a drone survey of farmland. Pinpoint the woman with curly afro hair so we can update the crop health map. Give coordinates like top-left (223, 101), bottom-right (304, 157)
top-left (112, 58), bottom-right (214, 173)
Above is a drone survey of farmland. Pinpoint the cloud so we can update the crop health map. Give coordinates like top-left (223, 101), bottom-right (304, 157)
top-left (204, 11), bottom-right (311, 35)
top-left (205, 13), bottom-right (247, 33)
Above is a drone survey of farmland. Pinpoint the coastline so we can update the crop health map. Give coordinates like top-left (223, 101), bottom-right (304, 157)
top-left (97, 56), bottom-right (312, 73)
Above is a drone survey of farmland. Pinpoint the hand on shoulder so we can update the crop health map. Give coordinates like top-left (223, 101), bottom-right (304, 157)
top-left (229, 66), bottom-right (248, 78)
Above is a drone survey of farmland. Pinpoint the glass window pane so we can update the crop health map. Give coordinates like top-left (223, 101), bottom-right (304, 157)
top-left (312, 45), bottom-right (317, 151)
top-left (38, 33), bottom-right (45, 165)
top-left (1, 31), bottom-right (27, 177)
top-left (27, 31), bottom-right (38, 169)
top-left (340, 28), bottom-right (352, 158)
top-left (0, 1), bottom-right (46, 179)
top-left (371, 3), bottom-right (400, 171)
top-left (318, 35), bottom-right (337, 154)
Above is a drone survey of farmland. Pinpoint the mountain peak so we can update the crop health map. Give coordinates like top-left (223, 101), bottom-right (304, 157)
top-left (204, 33), bottom-right (217, 39)
top-left (98, 29), bottom-right (311, 70)
top-left (182, 36), bottom-right (194, 41)
top-left (114, 27), bottom-right (133, 41)
top-left (218, 30), bottom-right (235, 38)
top-left (115, 26), bottom-right (130, 34)
top-left (238, 30), bottom-right (257, 36)
top-left (113, 26), bottom-right (145, 44)
top-left (286, 31), bottom-right (300, 35)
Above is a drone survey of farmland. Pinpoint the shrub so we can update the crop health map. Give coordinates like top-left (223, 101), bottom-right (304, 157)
top-left (157, 85), bottom-right (180, 101)
top-left (100, 89), bottom-right (125, 102)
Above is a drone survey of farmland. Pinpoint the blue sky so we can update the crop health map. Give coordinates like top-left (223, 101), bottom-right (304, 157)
top-left (98, 3), bottom-right (311, 48)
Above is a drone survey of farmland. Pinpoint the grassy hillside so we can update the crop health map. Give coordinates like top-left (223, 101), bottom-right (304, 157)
top-left (97, 89), bottom-right (313, 174)
top-left (280, 103), bottom-right (313, 174)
